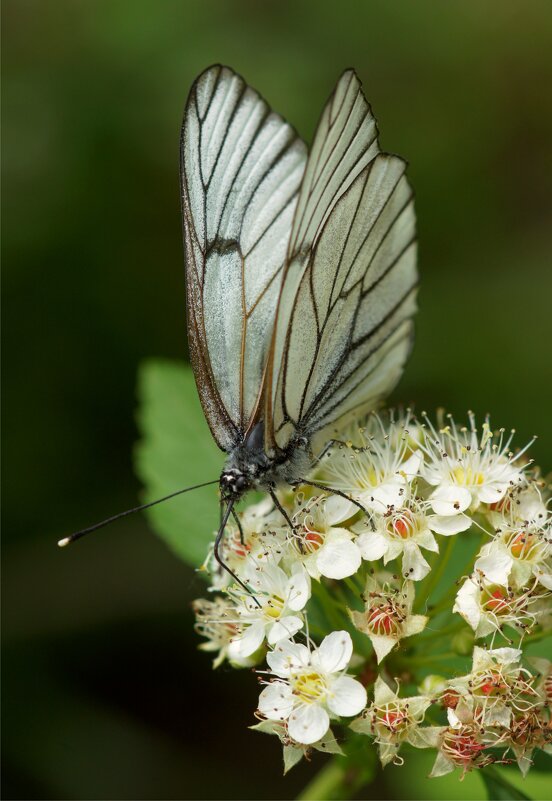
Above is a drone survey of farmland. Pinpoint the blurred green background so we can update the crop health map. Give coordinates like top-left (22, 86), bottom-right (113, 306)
top-left (3, 1), bottom-right (551, 799)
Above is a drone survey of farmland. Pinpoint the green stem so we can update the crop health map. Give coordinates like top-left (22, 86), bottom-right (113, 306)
top-left (395, 650), bottom-right (458, 668)
top-left (296, 756), bottom-right (368, 801)
top-left (417, 618), bottom-right (466, 645)
top-left (343, 575), bottom-right (363, 601)
top-left (414, 535), bottom-right (456, 613)
top-left (313, 582), bottom-right (348, 631)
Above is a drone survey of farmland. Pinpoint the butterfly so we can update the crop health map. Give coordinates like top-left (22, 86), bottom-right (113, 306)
top-left (181, 64), bottom-right (418, 582)
top-left (61, 65), bottom-right (417, 591)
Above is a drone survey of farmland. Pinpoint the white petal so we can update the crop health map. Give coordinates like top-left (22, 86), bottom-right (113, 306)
top-left (534, 566), bottom-right (552, 590)
top-left (267, 616), bottom-right (303, 645)
top-left (453, 578), bottom-right (481, 630)
top-left (313, 630), bottom-right (353, 674)
top-left (286, 567), bottom-right (311, 611)
top-left (402, 541), bottom-right (430, 581)
top-left (447, 708), bottom-right (462, 728)
top-left (227, 622), bottom-right (265, 659)
top-left (317, 534), bottom-right (361, 579)
top-left (415, 528), bottom-right (439, 552)
top-left (327, 676), bottom-right (367, 716)
top-left (371, 480), bottom-right (408, 512)
top-left (357, 531), bottom-right (388, 561)
top-left (384, 539), bottom-right (404, 562)
top-left (258, 681), bottom-right (294, 720)
top-left (428, 514), bottom-right (472, 535)
top-left (401, 450), bottom-right (422, 480)
top-left (267, 640), bottom-right (311, 677)
top-left (475, 550), bottom-right (512, 586)
top-left (288, 703), bottom-right (330, 745)
top-left (478, 483), bottom-right (509, 504)
top-left (430, 485), bottom-right (471, 516)
top-left (325, 494), bottom-right (357, 524)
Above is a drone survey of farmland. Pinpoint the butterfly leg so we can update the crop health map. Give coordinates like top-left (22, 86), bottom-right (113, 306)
top-left (214, 500), bottom-right (261, 607)
top-left (311, 438), bottom-right (360, 466)
top-left (231, 508), bottom-right (246, 545)
top-left (299, 479), bottom-right (371, 521)
top-left (269, 486), bottom-right (307, 554)
top-left (268, 487), bottom-right (296, 532)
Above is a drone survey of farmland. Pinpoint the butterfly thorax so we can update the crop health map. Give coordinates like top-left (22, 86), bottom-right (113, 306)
top-left (219, 422), bottom-right (311, 502)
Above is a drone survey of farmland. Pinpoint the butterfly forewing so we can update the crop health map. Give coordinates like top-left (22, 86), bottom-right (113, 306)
top-left (267, 72), bottom-right (417, 452)
top-left (181, 65), bottom-right (307, 451)
top-left (288, 70), bottom-right (379, 261)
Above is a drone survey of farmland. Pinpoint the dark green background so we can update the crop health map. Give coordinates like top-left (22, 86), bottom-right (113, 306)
top-left (3, 1), bottom-right (551, 799)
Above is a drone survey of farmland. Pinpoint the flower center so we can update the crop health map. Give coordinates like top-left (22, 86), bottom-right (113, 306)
top-left (452, 465), bottom-right (485, 487)
top-left (483, 586), bottom-right (510, 614)
top-left (299, 513), bottom-right (326, 553)
top-left (443, 727), bottom-right (486, 765)
top-left (367, 604), bottom-right (402, 636)
top-left (387, 510), bottom-right (417, 540)
top-left (263, 595), bottom-right (285, 620)
top-left (228, 530), bottom-right (252, 559)
top-left (355, 466), bottom-right (385, 489)
top-left (506, 530), bottom-right (543, 561)
top-left (374, 703), bottom-right (409, 733)
top-left (473, 670), bottom-right (509, 698)
top-left (441, 690), bottom-right (460, 709)
top-left (292, 671), bottom-right (327, 704)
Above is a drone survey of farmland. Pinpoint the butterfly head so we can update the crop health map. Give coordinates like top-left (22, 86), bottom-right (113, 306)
top-left (219, 468), bottom-right (251, 501)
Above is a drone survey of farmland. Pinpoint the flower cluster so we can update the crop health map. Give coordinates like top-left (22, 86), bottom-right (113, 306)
top-left (193, 411), bottom-right (551, 779)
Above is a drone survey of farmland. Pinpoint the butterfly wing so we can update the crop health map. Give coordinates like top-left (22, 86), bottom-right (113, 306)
top-left (267, 70), bottom-right (417, 451)
top-left (181, 65), bottom-right (307, 451)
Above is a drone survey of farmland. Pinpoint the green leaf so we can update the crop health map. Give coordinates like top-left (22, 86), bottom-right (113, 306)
top-left (134, 359), bottom-right (223, 567)
top-left (481, 767), bottom-right (532, 801)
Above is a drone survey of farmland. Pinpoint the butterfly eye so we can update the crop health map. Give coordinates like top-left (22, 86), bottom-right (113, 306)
top-left (234, 475), bottom-right (248, 492)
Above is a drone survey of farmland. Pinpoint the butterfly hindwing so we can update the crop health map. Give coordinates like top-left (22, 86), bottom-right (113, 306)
top-left (181, 65), bottom-right (307, 451)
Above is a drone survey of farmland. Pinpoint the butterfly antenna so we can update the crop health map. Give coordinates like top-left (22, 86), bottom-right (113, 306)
top-left (214, 500), bottom-right (262, 608)
top-left (58, 479), bottom-right (219, 547)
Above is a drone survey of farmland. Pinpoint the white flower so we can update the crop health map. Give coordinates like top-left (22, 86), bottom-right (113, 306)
top-left (205, 497), bottom-right (287, 589)
top-left (487, 482), bottom-right (549, 529)
top-left (257, 631), bottom-right (367, 745)
top-left (447, 647), bottom-right (535, 727)
top-left (351, 676), bottom-right (431, 766)
top-left (289, 495), bottom-right (362, 580)
top-left (250, 719), bottom-right (343, 774)
top-left (475, 517), bottom-right (551, 590)
top-left (453, 573), bottom-right (549, 639)
top-left (320, 414), bottom-right (422, 514)
top-left (226, 564), bottom-right (310, 659)
top-left (355, 502), bottom-right (441, 581)
top-left (192, 596), bottom-right (257, 668)
top-left (350, 574), bottom-right (427, 662)
top-left (420, 413), bottom-right (527, 516)
top-left (428, 721), bottom-right (497, 778)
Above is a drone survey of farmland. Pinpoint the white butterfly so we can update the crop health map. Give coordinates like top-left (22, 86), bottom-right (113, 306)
top-left (61, 65), bottom-right (417, 575)
top-left (181, 64), bottom-right (418, 575)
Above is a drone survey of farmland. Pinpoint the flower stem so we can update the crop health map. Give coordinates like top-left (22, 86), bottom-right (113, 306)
top-left (417, 618), bottom-right (466, 645)
top-left (414, 534), bottom-right (456, 613)
top-left (296, 756), bottom-right (369, 801)
top-left (395, 650), bottom-right (458, 668)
